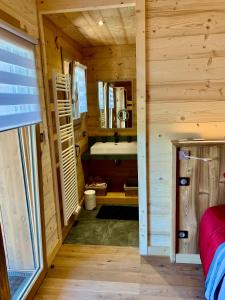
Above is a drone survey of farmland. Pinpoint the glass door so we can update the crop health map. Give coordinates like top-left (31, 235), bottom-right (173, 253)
top-left (0, 125), bottom-right (45, 299)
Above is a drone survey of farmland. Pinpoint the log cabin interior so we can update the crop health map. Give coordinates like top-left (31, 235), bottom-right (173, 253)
top-left (1, 0), bottom-right (225, 299)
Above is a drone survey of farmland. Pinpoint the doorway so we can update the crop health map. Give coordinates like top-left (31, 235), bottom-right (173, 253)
top-left (39, 0), bottom-right (147, 255)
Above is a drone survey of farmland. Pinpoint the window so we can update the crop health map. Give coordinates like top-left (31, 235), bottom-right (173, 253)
top-left (0, 21), bottom-right (43, 299)
top-left (71, 62), bottom-right (87, 120)
top-left (0, 25), bottom-right (41, 132)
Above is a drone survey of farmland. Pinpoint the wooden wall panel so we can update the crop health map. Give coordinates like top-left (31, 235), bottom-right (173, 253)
top-left (146, 0), bottom-right (225, 255)
top-left (83, 45), bottom-right (137, 136)
top-left (0, 1), bottom-right (59, 259)
top-left (43, 17), bottom-right (88, 230)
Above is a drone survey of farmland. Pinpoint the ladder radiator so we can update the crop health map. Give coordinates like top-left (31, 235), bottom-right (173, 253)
top-left (52, 72), bottom-right (80, 226)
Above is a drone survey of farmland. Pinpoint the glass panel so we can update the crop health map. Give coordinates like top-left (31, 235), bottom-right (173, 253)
top-left (0, 125), bottom-right (43, 300)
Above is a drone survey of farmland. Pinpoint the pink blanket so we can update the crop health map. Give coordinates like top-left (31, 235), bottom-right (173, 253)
top-left (199, 205), bottom-right (225, 277)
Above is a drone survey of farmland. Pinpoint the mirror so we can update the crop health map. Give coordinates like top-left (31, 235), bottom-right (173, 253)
top-left (98, 80), bottom-right (133, 129)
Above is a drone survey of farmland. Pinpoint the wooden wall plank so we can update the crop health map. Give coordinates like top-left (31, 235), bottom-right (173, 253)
top-left (147, 0), bottom-right (225, 14)
top-left (146, 11), bottom-right (225, 39)
top-left (148, 81), bottom-right (225, 103)
top-left (149, 101), bottom-right (225, 123)
top-left (148, 33), bottom-right (225, 61)
top-left (148, 57), bottom-right (225, 84)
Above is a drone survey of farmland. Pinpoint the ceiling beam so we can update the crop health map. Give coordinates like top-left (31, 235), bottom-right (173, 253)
top-left (38, 0), bottom-right (136, 15)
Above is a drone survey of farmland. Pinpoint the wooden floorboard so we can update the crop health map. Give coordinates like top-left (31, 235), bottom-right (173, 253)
top-left (35, 245), bottom-right (205, 300)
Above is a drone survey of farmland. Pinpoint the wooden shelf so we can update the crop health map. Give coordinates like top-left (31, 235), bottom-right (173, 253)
top-left (96, 192), bottom-right (138, 205)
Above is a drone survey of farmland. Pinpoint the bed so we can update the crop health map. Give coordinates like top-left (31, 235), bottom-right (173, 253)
top-left (199, 205), bottom-right (225, 299)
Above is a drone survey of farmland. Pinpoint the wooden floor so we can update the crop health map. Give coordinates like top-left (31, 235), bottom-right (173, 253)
top-left (35, 245), bottom-right (205, 300)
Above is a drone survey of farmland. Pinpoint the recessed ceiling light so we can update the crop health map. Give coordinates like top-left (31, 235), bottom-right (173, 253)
top-left (98, 20), bottom-right (104, 26)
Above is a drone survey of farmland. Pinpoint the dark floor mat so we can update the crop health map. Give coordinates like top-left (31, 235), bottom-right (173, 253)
top-left (96, 205), bottom-right (138, 220)
top-left (64, 205), bottom-right (139, 246)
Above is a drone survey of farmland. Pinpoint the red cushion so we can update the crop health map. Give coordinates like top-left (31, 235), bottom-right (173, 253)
top-left (199, 205), bottom-right (225, 277)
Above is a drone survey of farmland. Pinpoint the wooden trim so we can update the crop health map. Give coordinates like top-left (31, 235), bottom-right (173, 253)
top-left (0, 224), bottom-right (11, 300)
top-left (176, 254), bottom-right (201, 265)
top-left (35, 124), bottom-right (48, 268)
top-left (148, 246), bottom-right (170, 257)
top-left (170, 144), bottom-right (177, 263)
top-left (26, 124), bottom-right (48, 299)
top-left (172, 139), bottom-right (225, 146)
top-left (0, 18), bottom-right (38, 44)
top-left (46, 239), bottom-right (61, 268)
top-left (38, 13), bottom-right (62, 242)
top-left (38, 0), bottom-right (136, 14)
top-left (136, 0), bottom-right (148, 255)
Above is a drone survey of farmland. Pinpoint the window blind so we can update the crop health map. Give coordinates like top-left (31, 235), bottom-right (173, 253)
top-left (0, 26), bottom-right (41, 132)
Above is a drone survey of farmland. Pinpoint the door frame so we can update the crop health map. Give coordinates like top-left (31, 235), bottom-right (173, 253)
top-left (38, 0), bottom-right (148, 255)
top-left (26, 125), bottom-right (48, 299)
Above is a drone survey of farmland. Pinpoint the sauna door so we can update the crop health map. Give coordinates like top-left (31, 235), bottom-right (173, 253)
top-left (177, 145), bottom-right (225, 259)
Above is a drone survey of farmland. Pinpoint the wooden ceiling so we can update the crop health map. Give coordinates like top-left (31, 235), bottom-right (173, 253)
top-left (46, 7), bottom-right (136, 47)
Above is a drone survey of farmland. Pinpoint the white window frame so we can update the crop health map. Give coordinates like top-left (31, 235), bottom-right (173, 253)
top-left (71, 61), bottom-right (87, 120)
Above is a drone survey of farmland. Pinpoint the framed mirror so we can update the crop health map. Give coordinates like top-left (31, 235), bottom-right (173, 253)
top-left (98, 80), bottom-right (133, 129)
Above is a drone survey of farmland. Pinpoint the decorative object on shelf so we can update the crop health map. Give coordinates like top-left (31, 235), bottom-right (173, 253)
top-left (85, 176), bottom-right (108, 196)
top-left (124, 178), bottom-right (138, 196)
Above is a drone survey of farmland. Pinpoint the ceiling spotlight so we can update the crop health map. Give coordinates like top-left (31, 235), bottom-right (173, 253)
top-left (98, 20), bottom-right (104, 26)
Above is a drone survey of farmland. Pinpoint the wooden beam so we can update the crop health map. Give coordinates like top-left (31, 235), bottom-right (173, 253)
top-left (38, 0), bottom-right (136, 15)
top-left (136, 0), bottom-right (148, 255)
